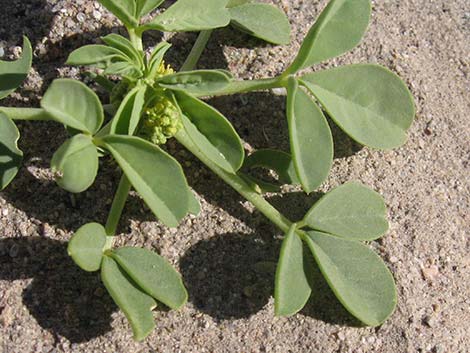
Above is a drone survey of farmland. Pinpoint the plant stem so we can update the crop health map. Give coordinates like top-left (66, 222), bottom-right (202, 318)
top-left (175, 130), bottom-right (293, 234)
top-left (181, 30), bottom-right (213, 71)
top-left (105, 175), bottom-right (132, 242)
top-left (0, 107), bottom-right (51, 121)
top-left (196, 76), bottom-right (288, 97)
top-left (128, 28), bottom-right (143, 51)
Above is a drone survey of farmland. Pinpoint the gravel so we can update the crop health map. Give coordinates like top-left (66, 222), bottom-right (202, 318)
top-left (0, 0), bottom-right (469, 352)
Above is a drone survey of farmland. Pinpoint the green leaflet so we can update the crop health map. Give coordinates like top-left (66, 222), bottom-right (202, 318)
top-left (111, 85), bottom-right (146, 135)
top-left (51, 134), bottom-right (99, 193)
top-left (67, 222), bottom-right (106, 272)
top-left (187, 189), bottom-right (201, 216)
top-left (227, 0), bottom-right (251, 8)
top-left (0, 113), bottom-right (23, 190)
top-left (41, 79), bottom-right (104, 134)
top-left (243, 149), bottom-right (299, 185)
top-left (229, 3), bottom-right (291, 45)
top-left (101, 135), bottom-right (190, 228)
top-left (303, 182), bottom-right (389, 240)
top-left (275, 224), bottom-right (312, 316)
top-left (111, 247), bottom-right (188, 309)
top-left (101, 256), bottom-right (156, 341)
top-left (240, 173), bottom-right (281, 194)
top-left (287, 77), bottom-right (333, 193)
top-left (179, 114), bottom-right (240, 173)
top-left (101, 33), bottom-right (143, 67)
top-left (135, 0), bottom-right (165, 18)
top-left (103, 62), bottom-right (143, 79)
top-left (66, 45), bottom-right (128, 69)
top-left (0, 37), bottom-right (32, 99)
top-left (144, 0), bottom-right (231, 32)
top-left (156, 70), bottom-right (231, 96)
top-left (98, 0), bottom-right (138, 28)
top-left (304, 231), bottom-right (397, 326)
top-left (301, 64), bottom-right (415, 149)
top-left (287, 0), bottom-right (371, 73)
top-left (175, 91), bottom-right (244, 173)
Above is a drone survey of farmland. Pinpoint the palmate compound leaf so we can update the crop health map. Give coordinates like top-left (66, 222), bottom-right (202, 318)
top-left (0, 113), bottom-right (23, 190)
top-left (175, 91), bottom-right (244, 174)
top-left (51, 134), bottom-right (99, 193)
top-left (228, 3), bottom-right (291, 45)
top-left (287, 0), bottom-right (371, 74)
top-left (101, 256), bottom-right (157, 341)
top-left (275, 224), bottom-right (312, 316)
top-left (303, 182), bottom-right (389, 240)
top-left (101, 135), bottom-right (190, 227)
top-left (144, 0), bottom-right (231, 32)
top-left (156, 70), bottom-right (232, 96)
top-left (0, 36), bottom-right (32, 99)
top-left (304, 231), bottom-right (397, 326)
top-left (287, 77), bottom-right (333, 193)
top-left (67, 222), bottom-right (107, 272)
top-left (41, 79), bottom-right (104, 134)
top-left (110, 247), bottom-right (188, 309)
top-left (301, 64), bottom-right (415, 149)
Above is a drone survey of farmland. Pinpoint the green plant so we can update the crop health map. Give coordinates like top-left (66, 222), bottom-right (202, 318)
top-left (0, 0), bottom-right (414, 341)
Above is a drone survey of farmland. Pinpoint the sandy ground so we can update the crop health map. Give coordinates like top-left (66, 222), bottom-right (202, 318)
top-left (0, 0), bottom-right (469, 352)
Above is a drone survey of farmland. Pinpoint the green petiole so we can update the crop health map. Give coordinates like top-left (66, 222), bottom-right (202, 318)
top-left (0, 107), bottom-right (52, 121)
top-left (175, 130), bottom-right (292, 233)
top-left (104, 175), bottom-right (132, 237)
top-left (181, 30), bottom-right (214, 71)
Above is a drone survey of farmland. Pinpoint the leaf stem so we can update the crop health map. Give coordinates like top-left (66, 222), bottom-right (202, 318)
top-left (181, 30), bottom-right (213, 71)
top-left (0, 107), bottom-right (51, 121)
top-left (175, 130), bottom-right (292, 233)
top-left (105, 175), bottom-right (132, 241)
top-left (197, 76), bottom-right (289, 97)
top-left (128, 27), bottom-right (144, 51)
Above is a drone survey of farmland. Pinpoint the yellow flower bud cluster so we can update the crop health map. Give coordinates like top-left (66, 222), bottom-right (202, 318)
top-left (140, 94), bottom-right (182, 145)
top-left (156, 60), bottom-right (174, 77)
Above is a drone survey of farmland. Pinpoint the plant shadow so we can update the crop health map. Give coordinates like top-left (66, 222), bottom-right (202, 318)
top-left (179, 228), bottom-right (364, 326)
top-left (0, 236), bottom-right (117, 343)
top-left (180, 231), bottom-right (281, 320)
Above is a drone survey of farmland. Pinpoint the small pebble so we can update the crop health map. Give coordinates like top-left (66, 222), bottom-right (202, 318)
top-left (92, 10), bottom-right (102, 20)
top-left (422, 265), bottom-right (439, 281)
top-left (76, 13), bottom-right (86, 23)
